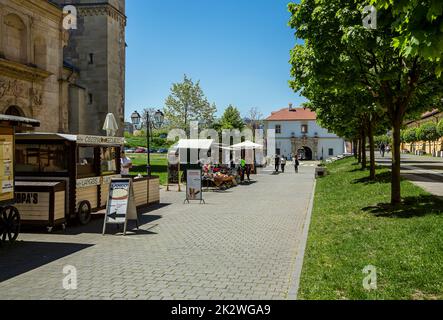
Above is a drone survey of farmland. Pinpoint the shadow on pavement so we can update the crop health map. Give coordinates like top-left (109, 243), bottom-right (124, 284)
top-left (401, 173), bottom-right (443, 183)
top-left (362, 195), bottom-right (443, 218)
top-left (0, 241), bottom-right (93, 283)
top-left (20, 205), bottom-right (169, 236)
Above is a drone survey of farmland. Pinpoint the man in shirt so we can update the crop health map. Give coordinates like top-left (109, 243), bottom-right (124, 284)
top-left (120, 151), bottom-right (133, 175)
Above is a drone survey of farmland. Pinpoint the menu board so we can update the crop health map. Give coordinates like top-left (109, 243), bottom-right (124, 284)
top-left (185, 169), bottom-right (204, 203)
top-left (0, 127), bottom-right (14, 201)
top-left (102, 178), bottom-right (139, 235)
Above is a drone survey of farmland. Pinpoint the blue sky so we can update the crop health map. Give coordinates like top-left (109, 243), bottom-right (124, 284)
top-left (125, 0), bottom-right (305, 120)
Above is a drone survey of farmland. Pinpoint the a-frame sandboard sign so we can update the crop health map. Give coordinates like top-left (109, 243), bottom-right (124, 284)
top-left (102, 178), bottom-right (139, 236)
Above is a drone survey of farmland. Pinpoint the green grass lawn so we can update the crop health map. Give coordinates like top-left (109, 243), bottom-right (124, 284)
top-left (127, 153), bottom-right (168, 185)
top-left (299, 157), bottom-right (443, 300)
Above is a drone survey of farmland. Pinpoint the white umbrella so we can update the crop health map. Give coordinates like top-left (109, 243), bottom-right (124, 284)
top-left (103, 113), bottom-right (119, 136)
top-left (231, 140), bottom-right (263, 149)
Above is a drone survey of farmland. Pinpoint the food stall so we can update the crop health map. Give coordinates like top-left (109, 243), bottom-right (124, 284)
top-left (0, 114), bottom-right (40, 243)
top-left (14, 133), bottom-right (160, 231)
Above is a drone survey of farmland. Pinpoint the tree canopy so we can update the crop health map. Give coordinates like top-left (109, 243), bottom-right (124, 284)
top-left (164, 75), bottom-right (217, 131)
top-left (218, 105), bottom-right (245, 131)
top-left (288, 0), bottom-right (443, 204)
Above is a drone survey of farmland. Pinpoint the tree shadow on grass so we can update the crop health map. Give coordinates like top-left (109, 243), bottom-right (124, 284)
top-left (352, 171), bottom-right (392, 184)
top-left (362, 195), bottom-right (443, 218)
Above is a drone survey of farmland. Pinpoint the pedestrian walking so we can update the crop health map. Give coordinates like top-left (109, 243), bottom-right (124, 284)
top-left (275, 155), bottom-right (280, 173)
top-left (281, 156), bottom-right (287, 173)
top-left (293, 155), bottom-right (300, 173)
top-left (386, 144), bottom-right (391, 154)
top-left (380, 143), bottom-right (386, 158)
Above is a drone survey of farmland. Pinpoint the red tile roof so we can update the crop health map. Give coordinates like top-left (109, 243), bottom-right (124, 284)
top-left (266, 107), bottom-right (317, 121)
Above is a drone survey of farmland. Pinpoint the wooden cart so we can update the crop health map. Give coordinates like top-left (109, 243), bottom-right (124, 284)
top-left (14, 133), bottom-right (160, 230)
top-left (0, 115), bottom-right (40, 244)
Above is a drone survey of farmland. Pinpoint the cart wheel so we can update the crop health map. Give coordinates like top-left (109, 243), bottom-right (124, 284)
top-left (77, 201), bottom-right (92, 225)
top-left (1, 206), bottom-right (20, 243)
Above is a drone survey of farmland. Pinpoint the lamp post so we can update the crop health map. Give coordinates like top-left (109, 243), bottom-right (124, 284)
top-left (131, 110), bottom-right (165, 175)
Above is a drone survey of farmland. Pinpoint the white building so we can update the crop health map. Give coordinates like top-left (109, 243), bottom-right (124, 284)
top-left (265, 105), bottom-right (346, 160)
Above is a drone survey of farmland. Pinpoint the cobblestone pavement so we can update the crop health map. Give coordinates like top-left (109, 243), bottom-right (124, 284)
top-left (0, 165), bottom-right (316, 300)
top-left (376, 154), bottom-right (443, 198)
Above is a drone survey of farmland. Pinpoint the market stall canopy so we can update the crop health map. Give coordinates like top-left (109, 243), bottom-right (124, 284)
top-left (231, 141), bottom-right (263, 149)
top-left (15, 133), bottom-right (125, 146)
top-left (0, 114), bottom-right (40, 127)
top-left (176, 139), bottom-right (214, 150)
top-left (102, 113), bottom-right (119, 137)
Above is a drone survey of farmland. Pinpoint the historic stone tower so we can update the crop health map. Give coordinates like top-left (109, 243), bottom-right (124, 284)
top-left (54, 0), bottom-right (126, 136)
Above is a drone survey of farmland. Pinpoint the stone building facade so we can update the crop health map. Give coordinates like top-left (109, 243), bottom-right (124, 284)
top-left (265, 105), bottom-right (346, 160)
top-left (0, 0), bottom-right (69, 132)
top-left (402, 109), bottom-right (443, 157)
top-left (0, 0), bottom-right (126, 136)
top-left (54, 0), bottom-right (126, 135)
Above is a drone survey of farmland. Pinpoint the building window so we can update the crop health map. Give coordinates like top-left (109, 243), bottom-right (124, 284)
top-left (329, 148), bottom-right (334, 156)
top-left (88, 93), bottom-right (93, 104)
top-left (275, 125), bottom-right (282, 134)
top-left (301, 124), bottom-right (308, 134)
top-left (89, 53), bottom-right (94, 64)
top-left (276, 148), bottom-right (281, 156)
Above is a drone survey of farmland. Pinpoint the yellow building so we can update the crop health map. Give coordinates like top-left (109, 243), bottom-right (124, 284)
top-left (402, 109), bottom-right (443, 157)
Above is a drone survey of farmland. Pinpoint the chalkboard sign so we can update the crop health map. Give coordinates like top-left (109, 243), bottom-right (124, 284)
top-left (102, 178), bottom-right (139, 235)
top-left (185, 169), bottom-right (205, 204)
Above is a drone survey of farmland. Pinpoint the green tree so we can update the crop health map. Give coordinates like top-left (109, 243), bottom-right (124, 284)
top-left (164, 75), bottom-right (217, 131)
top-left (417, 122), bottom-right (440, 154)
top-left (289, 0), bottom-right (443, 204)
top-left (437, 119), bottom-right (443, 137)
top-left (219, 105), bottom-right (245, 130)
top-left (372, 0), bottom-right (443, 76)
top-left (402, 128), bottom-right (418, 143)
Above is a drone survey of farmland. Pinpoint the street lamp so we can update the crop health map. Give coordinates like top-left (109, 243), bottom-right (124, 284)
top-left (130, 111), bottom-right (142, 130)
top-left (145, 109), bottom-right (165, 176)
top-left (130, 109), bottom-right (165, 176)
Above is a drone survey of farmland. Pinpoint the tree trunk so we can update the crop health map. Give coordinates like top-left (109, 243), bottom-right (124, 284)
top-left (353, 139), bottom-right (358, 159)
top-left (391, 117), bottom-right (402, 205)
top-left (361, 129), bottom-right (367, 170)
top-left (368, 121), bottom-right (376, 180)
top-left (357, 139), bottom-right (362, 163)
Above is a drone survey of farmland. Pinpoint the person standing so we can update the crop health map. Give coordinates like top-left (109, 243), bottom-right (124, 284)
top-left (281, 156), bottom-right (287, 173)
top-left (293, 155), bottom-right (300, 173)
top-left (275, 155), bottom-right (280, 173)
top-left (240, 158), bottom-right (246, 183)
top-left (120, 151), bottom-right (133, 176)
top-left (245, 163), bottom-right (252, 182)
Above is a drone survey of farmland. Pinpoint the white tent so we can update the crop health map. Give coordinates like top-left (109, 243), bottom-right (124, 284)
top-left (231, 141), bottom-right (263, 149)
top-left (176, 139), bottom-right (214, 149)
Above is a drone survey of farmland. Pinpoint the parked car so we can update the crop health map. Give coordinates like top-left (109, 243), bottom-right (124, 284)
top-left (125, 147), bottom-right (136, 153)
top-left (149, 149), bottom-right (157, 153)
top-left (157, 148), bottom-right (168, 153)
top-left (135, 147), bottom-right (146, 153)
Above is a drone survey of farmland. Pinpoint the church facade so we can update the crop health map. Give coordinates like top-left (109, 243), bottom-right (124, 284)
top-left (0, 0), bottom-right (126, 135)
top-left (265, 105), bottom-right (346, 160)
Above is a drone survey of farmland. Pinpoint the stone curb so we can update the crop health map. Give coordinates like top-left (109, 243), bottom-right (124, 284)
top-left (287, 179), bottom-right (317, 300)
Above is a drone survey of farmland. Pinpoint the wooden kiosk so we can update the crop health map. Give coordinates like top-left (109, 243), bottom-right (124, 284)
top-left (0, 114), bottom-right (40, 243)
top-left (14, 133), bottom-right (160, 231)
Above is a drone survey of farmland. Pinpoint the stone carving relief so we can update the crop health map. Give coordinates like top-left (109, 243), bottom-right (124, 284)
top-left (0, 78), bottom-right (26, 99)
top-left (29, 87), bottom-right (43, 107)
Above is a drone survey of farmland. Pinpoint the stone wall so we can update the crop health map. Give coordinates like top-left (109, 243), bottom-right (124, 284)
top-left (0, 0), bottom-right (67, 132)
top-left (55, 0), bottom-right (126, 136)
